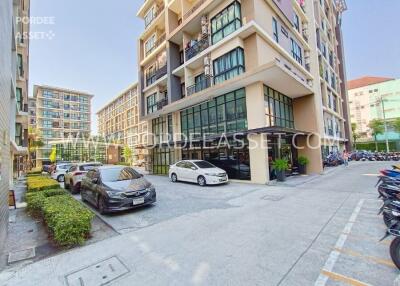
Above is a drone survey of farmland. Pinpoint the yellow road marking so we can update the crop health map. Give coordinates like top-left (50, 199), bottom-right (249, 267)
top-left (334, 247), bottom-right (396, 268)
top-left (321, 270), bottom-right (372, 286)
top-left (347, 233), bottom-right (391, 246)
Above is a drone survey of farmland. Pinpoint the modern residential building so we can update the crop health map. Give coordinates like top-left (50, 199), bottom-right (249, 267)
top-left (97, 83), bottom-right (149, 163)
top-left (348, 76), bottom-right (400, 149)
top-left (32, 85), bottom-right (94, 166)
top-left (0, 0), bottom-right (30, 254)
top-left (12, 0), bottom-right (31, 178)
top-left (136, 0), bottom-right (350, 184)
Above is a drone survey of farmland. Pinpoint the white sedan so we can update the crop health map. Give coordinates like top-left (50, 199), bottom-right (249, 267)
top-left (169, 160), bottom-right (228, 186)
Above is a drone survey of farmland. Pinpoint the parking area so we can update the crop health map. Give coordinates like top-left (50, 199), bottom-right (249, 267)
top-left (55, 162), bottom-right (400, 285)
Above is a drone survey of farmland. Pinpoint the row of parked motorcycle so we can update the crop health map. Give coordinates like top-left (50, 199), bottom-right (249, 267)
top-left (376, 164), bottom-right (400, 269)
top-left (323, 151), bottom-right (400, 167)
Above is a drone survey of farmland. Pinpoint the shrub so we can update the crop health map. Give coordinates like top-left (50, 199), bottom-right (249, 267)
top-left (27, 168), bottom-right (42, 177)
top-left (298, 156), bottom-right (310, 166)
top-left (42, 196), bottom-right (94, 246)
top-left (27, 176), bottom-right (59, 193)
top-left (272, 159), bottom-right (289, 171)
top-left (26, 188), bottom-right (67, 213)
top-left (114, 162), bottom-right (130, 166)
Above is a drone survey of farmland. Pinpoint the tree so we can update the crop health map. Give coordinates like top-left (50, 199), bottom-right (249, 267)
top-left (49, 146), bottom-right (57, 163)
top-left (351, 123), bottom-right (361, 150)
top-left (392, 118), bottom-right (400, 134)
top-left (122, 145), bottom-right (133, 165)
top-left (368, 119), bottom-right (385, 151)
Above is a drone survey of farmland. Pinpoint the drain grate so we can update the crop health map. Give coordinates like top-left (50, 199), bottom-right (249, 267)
top-left (65, 256), bottom-right (129, 286)
top-left (8, 247), bottom-right (36, 264)
top-left (261, 195), bottom-right (284, 201)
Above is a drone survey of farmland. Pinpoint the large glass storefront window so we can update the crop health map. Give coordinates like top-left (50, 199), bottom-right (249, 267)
top-left (152, 148), bottom-right (175, 175)
top-left (211, 1), bottom-right (242, 44)
top-left (181, 138), bottom-right (251, 181)
top-left (152, 116), bottom-right (169, 144)
top-left (264, 85), bottom-right (294, 129)
top-left (181, 88), bottom-right (247, 140)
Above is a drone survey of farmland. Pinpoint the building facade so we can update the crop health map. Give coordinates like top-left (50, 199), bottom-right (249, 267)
top-left (136, 0), bottom-right (350, 184)
top-left (32, 85), bottom-right (93, 166)
top-left (348, 76), bottom-right (400, 149)
top-left (0, 0), bottom-right (30, 253)
top-left (97, 83), bottom-right (148, 163)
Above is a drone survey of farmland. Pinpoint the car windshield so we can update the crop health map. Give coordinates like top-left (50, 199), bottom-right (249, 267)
top-left (194, 161), bottom-right (216, 169)
top-left (80, 164), bottom-right (101, 171)
top-left (100, 167), bottom-right (142, 182)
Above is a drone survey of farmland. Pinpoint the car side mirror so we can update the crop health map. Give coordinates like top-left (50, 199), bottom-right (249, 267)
top-left (191, 167), bottom-right (197, 170)
top-left (66, 170), bottom-right (69, 173)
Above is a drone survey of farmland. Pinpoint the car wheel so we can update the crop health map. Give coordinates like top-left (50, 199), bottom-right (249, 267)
top-left (98, 196), bottom-right (107, 215)
top-left (197, 176), bottom-right (206, 187)
top-left (171, 173), bottom-right (178, 183)
top-left (57, 174), bottom-right (65, 183)
top-left (81, 192), bottom-right (87, 203)
top-left (71, 182), bottom-right (81, 194)
top-left (64, 180), bottom-right (70, 190)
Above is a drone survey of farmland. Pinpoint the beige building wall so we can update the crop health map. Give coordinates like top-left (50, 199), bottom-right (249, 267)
top-left (97, 83), bottom-right (148, 163)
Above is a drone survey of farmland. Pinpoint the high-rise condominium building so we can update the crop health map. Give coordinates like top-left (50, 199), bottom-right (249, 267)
top-left (136, 0), bottom-right (350, 184)
top-left (0, 0), bottom-right (30, 253)
top-left (348, 76), bottom-right (400, 149)
top-left (97, 83), bottom-right (149, 163)
top-left (32, 85), bottom-right (93, 166)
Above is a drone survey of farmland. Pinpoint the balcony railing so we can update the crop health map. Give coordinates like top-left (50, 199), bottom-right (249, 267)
top-left (156, 98), bottom-right (168, 110)
top-left (145, 64), bottom-right (167, 87)
top-left (187, 75), bottom-right (212, 96)
top-left (183, 0), bottom-right (206, 21)
top-left (144, 3), bottom-right (165, 29)
top-left (185, 35), bottom-right (210, 61)
top-left (145, 33), bottom-right (166, 57)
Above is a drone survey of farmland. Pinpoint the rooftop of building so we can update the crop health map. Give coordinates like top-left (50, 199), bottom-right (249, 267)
top-left (33, 84), bottom-right (94, 98)
top-left (347, 76), bottom-right (395, 90)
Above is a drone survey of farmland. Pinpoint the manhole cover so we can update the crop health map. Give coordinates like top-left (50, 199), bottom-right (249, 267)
top-left (8, 247), bottom-right (35, 264)
top-left (65, 256), bottom-right (129, 286)
top-left (261, 195), bottom-right (284, 201)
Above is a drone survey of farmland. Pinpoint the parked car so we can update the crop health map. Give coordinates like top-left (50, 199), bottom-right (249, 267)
top-left (51, 163), bottom-right (73, 182)
top-left (169, 160), bottom-right (228, 186)
top-left (64, 162), bottom-right (103, 193)
top-left (80, 165), bottom-right (156, 214)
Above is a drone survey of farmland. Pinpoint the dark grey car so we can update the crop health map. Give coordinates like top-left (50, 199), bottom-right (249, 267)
top-left (80, 165), bottom-right (156, 214)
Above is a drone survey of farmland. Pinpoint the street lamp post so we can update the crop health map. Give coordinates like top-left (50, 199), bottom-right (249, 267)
top-left (379, 97), bottom-right (390, 153)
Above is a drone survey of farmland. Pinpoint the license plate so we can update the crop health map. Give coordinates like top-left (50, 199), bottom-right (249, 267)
top-left (133, 198), bottom-right (145, 205)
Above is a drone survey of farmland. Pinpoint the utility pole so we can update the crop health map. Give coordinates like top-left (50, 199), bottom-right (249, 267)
top-left (378, 96), bottom-right (390, 153)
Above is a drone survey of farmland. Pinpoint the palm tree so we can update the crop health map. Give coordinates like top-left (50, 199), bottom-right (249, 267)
top-left (368, 119), bottom-right (385, 151)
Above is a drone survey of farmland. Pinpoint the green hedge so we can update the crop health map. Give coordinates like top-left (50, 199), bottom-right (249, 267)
top-left (42, 195), bottom-right (94, 246)
top-left (25, 176), bottom-right (94, 247)
top-left (27, 176), bottom-right (60, 192)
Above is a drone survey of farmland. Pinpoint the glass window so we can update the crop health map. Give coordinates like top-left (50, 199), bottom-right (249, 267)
top-left (264, 85), bottom-right (294, 129)
top-left (211, 1), bottom-right (242, 44)
top-left (213, 48), bottom-right (245, 84)
top-left (291, 38), bottom-right (302, 65)
top-left (272, 18), bottom-right (279, 43)
top-left (147, 93), bottom-right (157, 114)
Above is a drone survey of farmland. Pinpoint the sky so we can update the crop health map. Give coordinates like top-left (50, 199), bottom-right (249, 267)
top-left (29, 0), bottom-right (400, 134)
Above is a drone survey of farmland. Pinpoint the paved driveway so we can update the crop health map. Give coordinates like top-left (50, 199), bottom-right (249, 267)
top-left (75, 176), bottom-right (263, 234)
top-left (4, 162), bottom-right (399, 285)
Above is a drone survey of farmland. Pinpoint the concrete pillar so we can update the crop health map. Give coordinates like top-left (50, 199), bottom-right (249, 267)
top-left (248, 133), bottom-right (269, 184)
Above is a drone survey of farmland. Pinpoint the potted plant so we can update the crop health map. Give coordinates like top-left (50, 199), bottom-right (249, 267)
top-left (272, 159), bottom-right (289, 182)
top-left (298, 156), bottom-right (310, 175)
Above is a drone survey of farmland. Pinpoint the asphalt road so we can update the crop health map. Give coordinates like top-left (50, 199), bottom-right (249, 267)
top-left (2, 161), bottom-right (399, 286)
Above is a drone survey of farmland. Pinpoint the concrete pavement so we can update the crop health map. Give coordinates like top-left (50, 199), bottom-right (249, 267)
top-left (0, 162), bottom-right (398, 285)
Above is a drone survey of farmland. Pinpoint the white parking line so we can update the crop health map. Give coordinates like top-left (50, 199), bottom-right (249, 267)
top-left (314, 199), bottom-right (365, 286)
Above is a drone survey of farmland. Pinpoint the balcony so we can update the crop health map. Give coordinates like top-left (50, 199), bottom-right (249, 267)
top-left (187, 75), bottom-right (212, 96)
top-left (144, 3), bottom-right (165, 29)
top-left (183, 0), bottom-right (207, 21)
top-left (185, 35), bottom-right (210, 61)
top-left (156, 98), bottom-right (168, 110)
top-left (145, 33), bottom-right (166, 57)
top-left (146, 64), bottom-right (167, 87)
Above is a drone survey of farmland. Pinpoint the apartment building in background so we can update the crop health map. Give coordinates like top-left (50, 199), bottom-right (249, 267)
top-left (97, 83), bottom-right (149, 163)
top-left (32, 85), bottom-right (93, 166)
top-left (136, 0), bottom-right (350, 184)
top-left (348, 76), bottom-right (400, 149)
top-left (0, 0), bottom-right (30, 253)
